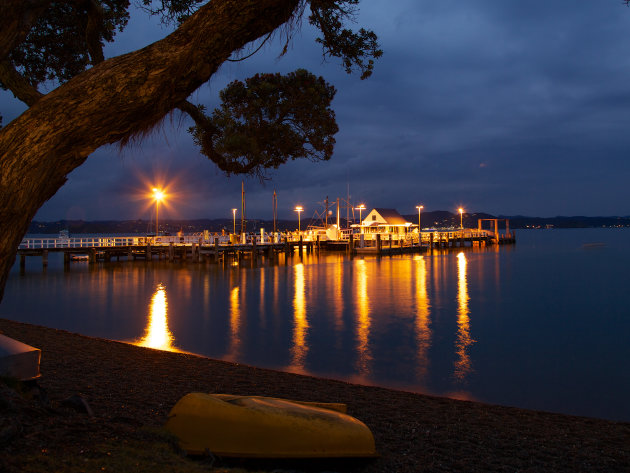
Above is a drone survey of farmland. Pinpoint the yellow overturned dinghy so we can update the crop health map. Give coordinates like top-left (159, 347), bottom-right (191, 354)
top-left (165, 393), bottom-right (377, 458)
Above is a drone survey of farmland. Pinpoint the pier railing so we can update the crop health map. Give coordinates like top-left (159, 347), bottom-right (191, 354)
top-left (20, 229), bottom-right (498, 250)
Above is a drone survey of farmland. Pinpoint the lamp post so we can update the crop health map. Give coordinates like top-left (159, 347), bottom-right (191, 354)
top-left (152, 188), bottom-right (164, 235)
top-left (458, 207), bottom-right (464, 229)
top-left (232, 208), bottom-right (237, 235)
top-left (416, 205), bottom-right (424, 232)
top-left (355, 204), bottom-right (366, 226)
top-left (294, 206), bottom-right (303, 233)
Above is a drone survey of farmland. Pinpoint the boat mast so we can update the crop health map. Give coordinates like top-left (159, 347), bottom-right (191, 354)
top-left (273, 190), bottom-right (277, 233)
top-left (346, 183), bottom-right (350, 228)
top-left (241, 180), bottom-right (246, 235)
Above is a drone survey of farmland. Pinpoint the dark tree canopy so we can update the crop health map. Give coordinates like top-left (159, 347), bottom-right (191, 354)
top-left (188, 69), bottom-right (338, 177)
top-left (0, 0), bottom-right (381, 302)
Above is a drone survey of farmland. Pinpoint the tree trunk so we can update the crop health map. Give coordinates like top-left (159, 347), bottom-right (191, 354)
top-left (0, 0), bottom-right (300, 302)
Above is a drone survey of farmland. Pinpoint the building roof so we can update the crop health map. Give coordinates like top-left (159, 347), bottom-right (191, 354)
top-left (372, 208), bottom-right (409, 225)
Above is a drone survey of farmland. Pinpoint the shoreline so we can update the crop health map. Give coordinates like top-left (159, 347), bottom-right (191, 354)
top-left (1, 317), bottom-right (629, 472)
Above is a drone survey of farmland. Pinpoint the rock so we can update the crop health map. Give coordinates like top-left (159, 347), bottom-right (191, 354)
top-left (60, 395), bottom-right (94, 417)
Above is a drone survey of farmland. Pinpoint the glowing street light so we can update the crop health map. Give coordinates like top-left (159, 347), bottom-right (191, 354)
top-left (416, 205), bottom-right (424, 232)
top-left (458, 207), bottom-right (464, 229)
top-left (355, 204), bottom-right (366, 225)
top-left (152, 188), bottom-right (164, 235)
top-left (294, 205), bottom-right (304, 233)
top-left (232, 208), bottom-right (237, 235)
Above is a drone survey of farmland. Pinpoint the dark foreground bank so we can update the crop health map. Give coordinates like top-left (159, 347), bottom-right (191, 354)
top-left (0, 318), bottom-right (628, 472)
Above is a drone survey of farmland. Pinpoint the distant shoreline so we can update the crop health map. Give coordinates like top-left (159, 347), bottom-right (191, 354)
top-left (28, 213), bottom-right (630, 235)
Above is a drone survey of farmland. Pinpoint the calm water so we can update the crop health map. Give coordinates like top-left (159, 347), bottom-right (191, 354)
top-left (2, 229), bottom-right (630, 421)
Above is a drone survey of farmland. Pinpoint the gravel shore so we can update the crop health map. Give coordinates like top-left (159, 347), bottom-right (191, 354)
top-left (1, 318), bottom-right (628, 472)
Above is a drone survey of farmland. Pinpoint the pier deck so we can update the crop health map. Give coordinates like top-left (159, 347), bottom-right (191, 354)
top-left (17, 228), bottom-right (515, 269)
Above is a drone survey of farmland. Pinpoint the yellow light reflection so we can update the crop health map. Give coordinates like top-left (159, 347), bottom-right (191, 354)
top-left (259, 269), bottom-right (266, 328)
top-left (355, 259), bottom-right (372, 375)
top-left (227, 286), bottom-right (241, 359)
top-left (414, 256), bottom-right (432, 379)
top-left (333, 261), bottom-right (344, 349)
top-left (290, 263), bottom-right (309, 371)
top-left (454, 252), bottom-right (474, 380)
top-left (136, 283), bottom-right (177, 351)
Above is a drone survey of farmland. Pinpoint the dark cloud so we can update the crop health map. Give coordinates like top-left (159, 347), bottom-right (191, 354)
top-left (4, 0), bottom-right (630, 221)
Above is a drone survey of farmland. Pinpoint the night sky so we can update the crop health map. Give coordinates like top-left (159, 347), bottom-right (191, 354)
top-left (4, 0), bottom-right (630, 222)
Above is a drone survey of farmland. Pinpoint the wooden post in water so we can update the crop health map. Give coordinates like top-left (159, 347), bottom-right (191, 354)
top-left (42, 250), bottom-right (48, 267)
top-left (214, 238), bottom-right (220, 263)
top-left (348, 234), bottom-right (354, 255)
top-left (20, 254), bottom-right (26, 269)
top-left (169, 243), bottom-right (174, 262)
top-left (89, 248), bottom-right (97, 264)
top-left (494, 219), bottom-right (499, 244)
top-left (316, 235), bottom-right (320, 251)
top-left (63, 252), bottom-right (70, 265)
top-left (128, 247), bottom-right (133, 260)
top-left (376, 234), bottom-right (382, 255)
top-left (299, 235), bottom-right (303, 256)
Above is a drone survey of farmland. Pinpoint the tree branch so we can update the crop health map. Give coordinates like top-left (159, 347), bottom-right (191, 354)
top-left (85, 0), bottom-right (106, 64)
top-left (0, 60), bottom-right (43, 106)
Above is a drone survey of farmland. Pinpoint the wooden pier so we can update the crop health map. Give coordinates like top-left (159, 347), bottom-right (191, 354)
top-left (17, 221), bottom-right (515, 269)
top-left (338, 227), bottom-right (515, 255)
top-left (17, 234), bottom-right (321, 269)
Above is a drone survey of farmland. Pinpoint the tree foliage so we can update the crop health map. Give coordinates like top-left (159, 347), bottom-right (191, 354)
top-left (188, 69), bottom-right (338, 177)
top-left (5, 0), bottom-right (131, 87)
top-left (309, 0), bottom-right (382, 80)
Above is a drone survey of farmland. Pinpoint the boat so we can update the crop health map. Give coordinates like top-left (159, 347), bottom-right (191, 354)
top-left (0, 334), bottom-right (41, 380)
top-left (70, 254), bottom-right (89, 261)
top-left (164, 393), bottom-right (377, 458)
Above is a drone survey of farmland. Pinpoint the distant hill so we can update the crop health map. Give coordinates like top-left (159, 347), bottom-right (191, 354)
top-left (27, 212), bottom-right (630, 234)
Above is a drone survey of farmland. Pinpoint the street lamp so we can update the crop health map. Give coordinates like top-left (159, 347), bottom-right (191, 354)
top-left (232, 208), bottom-right (237, 235)
top-left (458, 207), bottom-right (464, 229)
top-left (355, 204), bottom-right (366, 225)
top-left (416, 205), bottom-right (424, 232)
top-left (152, 188), bottom-right (164, 235)
top-left (294, 206), bottom-right (304, 233)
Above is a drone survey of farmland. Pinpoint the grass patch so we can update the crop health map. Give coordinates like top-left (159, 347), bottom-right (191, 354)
top-left (14, 427), bottom-right (260, 473)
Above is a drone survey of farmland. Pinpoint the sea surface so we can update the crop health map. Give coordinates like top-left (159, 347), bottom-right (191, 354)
top-left (2, 228), bottom-right (629, 422)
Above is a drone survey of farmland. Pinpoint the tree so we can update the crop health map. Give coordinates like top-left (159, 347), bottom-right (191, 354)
top-left (0, 0), bottom-right (381, 302)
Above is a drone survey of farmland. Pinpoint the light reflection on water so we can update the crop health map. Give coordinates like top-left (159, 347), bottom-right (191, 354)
top-left (4, 229), bottom-right (630, 421)
top-left (135, 283), bottom-right (177, 352)
top-left (290, 263), bottom-right (308, 371)
top-left (455, 252), bottom-right (473, 380)
top-left (414, 255), bottom-right (431, 381)
top-left (355, 259), bottom-right (372, 376)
